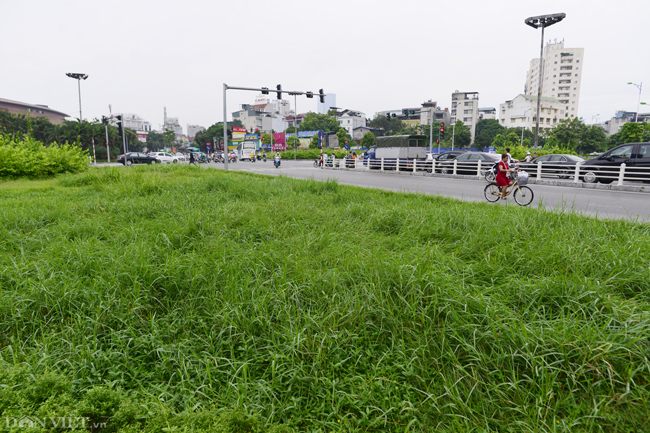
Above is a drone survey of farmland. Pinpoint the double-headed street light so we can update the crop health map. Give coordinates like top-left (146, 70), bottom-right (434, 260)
top-left (628, 82), bottom-right (642, 123)
top-left (65, 73), bottom-right (88, 122)
top-left (525, 13), bottom-right (566, 148)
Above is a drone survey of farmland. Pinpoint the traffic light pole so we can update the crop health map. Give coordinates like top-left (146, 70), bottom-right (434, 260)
top-left (222, 84), bottom-right (325, 170)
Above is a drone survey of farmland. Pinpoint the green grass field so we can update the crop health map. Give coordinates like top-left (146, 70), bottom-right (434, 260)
top-left (1, 165), bottom-right (649, 432)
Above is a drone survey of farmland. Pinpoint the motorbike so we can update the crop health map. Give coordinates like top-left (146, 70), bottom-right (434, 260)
top-left (198, 154), bottom-right (210, 164)
top-left (263, 154), bottom-right (267, 162)
top-left (274, 158), bottom-right (281, 168)
top-left (229, 155), bottom-right (237, 163)
top-left (250, 155), bottom-right (256, 163)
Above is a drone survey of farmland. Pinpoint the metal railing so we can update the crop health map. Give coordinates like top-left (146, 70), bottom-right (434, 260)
top-left (324, 158), bottom-right (650, 186)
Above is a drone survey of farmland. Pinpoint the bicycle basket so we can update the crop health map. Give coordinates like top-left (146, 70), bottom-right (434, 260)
top-left (517, 170), bottom-right (529, 186)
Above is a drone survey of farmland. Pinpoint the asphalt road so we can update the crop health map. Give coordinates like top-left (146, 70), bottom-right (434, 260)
top-left (100, 160), bottom-right (650, 222)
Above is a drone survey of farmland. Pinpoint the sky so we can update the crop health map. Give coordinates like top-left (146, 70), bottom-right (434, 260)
top-left (1, 0), bottom-right (648, 132)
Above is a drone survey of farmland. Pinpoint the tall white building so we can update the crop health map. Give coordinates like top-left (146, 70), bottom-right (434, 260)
top-left (451, 91), bottom-right (479, 142)
top-left (317, 93), bottom-right (337, 114)
top-left (525, 39), bottom-right (584, 120)
top-left (498, 94), bottom-right (565, 132)
top-left (187, 124), bottom-right (205, 139)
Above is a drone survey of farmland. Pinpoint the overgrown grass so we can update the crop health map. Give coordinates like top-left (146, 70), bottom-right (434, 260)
top-left (1, 164), bottom-right (649, 432)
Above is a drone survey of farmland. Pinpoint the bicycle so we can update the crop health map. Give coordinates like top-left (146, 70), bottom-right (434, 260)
top-left (484, 170), bottom-right (534, 206)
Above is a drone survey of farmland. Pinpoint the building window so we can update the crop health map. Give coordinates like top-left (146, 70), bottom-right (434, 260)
top-left (575, 74), bottom-right (578, 77)
top-left (553, 75), bottom-right (556, 78)
top-left (576, 60), bottom-right (580, 63)
top-left (554, 61), bottom-right (557, 64)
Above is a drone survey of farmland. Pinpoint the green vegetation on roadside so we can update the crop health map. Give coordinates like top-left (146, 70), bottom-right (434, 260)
top-left (0, 134), bottom-right (88, 178)
top-left (1, 165), bottom-right (649, 432)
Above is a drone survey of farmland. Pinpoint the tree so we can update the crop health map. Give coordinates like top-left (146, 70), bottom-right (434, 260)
top-left (367, 113), bottom-right (403, 135)
top-left (286, 135), bottom-right (300, 149)
top-left (336, 128), bottom-right (347, 148)
top-left (261, 133), bottom-right (274, 145)
top-left (309, 135), bottom-right (319, 149)
top-left (360, 131), bottom-right (375, 149)
top-left (298, 112), bottom-right (340, 132)
top-left (449, 120), bottom-right (471, 148)
top-left (579, 124), bottom-right (607, 154)
top-left (475, 119), bottom-right (505, 150)
top-left (619, 122), bottom-right (645, 144)
top-left (285, 126), bottom-right (296, 133)
top-left (147, 131), bottom-right (164, 150)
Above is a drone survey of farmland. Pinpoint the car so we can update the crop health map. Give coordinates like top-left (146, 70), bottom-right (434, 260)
top-left (437, 151), bottom-right (500, 176)
top-left (175, 153), bottom-right (187, 162)
top-left (150, 152), bottom-right (179, 164)
top-left (580, 142), bottom-right (650, 184)
top-left (519, 154), bottom-right (584, 179)
top-left (117, 152), bottom-right (159, 166)
top-left (433, 150), bottom-right (468, 173)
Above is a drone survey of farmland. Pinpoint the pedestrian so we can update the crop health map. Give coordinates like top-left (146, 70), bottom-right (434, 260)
top-left (189, 151), bottom-right (196, 166)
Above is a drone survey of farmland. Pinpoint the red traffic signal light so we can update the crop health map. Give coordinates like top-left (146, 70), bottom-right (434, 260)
top-left (440, 122), bottom-right (445, 127)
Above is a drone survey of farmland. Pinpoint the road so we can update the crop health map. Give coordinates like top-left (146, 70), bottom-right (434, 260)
top-left (102, 160), bottom-right (650, 222)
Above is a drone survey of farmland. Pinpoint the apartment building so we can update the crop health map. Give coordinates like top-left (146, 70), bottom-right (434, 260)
top-left (498, 94), bottom-right (564, 132)
top-left (524, 39), bottom-right (584, 120)
top-left (337, 110), bottom-right (366, 135)
top-left (451, 92), bottom-right (479, 142)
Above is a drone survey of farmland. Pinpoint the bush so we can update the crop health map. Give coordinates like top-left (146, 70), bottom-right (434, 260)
top-left (0, 134), bottom-right (88, 178)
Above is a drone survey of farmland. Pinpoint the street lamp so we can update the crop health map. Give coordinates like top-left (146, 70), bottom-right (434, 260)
top-left (628, 82), bottom-right (642, 123)
top-left (520, 108), bottom-right (532, 146)
top-left (65, 73), bottom-right (88, 122)
top-left (525, 13), bottom-right (566, 148)
top-left (591, 114), bottom-right (600, 124)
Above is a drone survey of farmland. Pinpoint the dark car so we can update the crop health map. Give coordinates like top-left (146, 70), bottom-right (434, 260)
top-left (117, 152), bottom-right (159, 166)
top-left (437, 152), bottom-right (501, 176)
top-left (581, 142), bottom-right (650, 184)
top-left (433, 150), bottom-right (468, 173)
top-left (519, 154), bottom-right (584, 179)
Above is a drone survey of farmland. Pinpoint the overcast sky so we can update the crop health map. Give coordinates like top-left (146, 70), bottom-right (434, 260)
top-left (1, 0), bottom-right (648, 132)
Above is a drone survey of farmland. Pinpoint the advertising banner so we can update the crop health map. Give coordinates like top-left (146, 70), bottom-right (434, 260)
top-left (232, 127), bottom-right (247, 133)
top-left (244, 134), bottom-right (259, 140)
top-left (272, 144), bottom-right (286, 151)
top-left (273, 132), bottom-right (285, 145)
top-left (297, 131), bottom-right (320, 138)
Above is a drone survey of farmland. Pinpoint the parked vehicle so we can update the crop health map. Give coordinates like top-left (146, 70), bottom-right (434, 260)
top-left (117, 152), bottom-right (159, 166)
top-left (150, 152), bottom-right (179, 164)
top-left (519, 154), bottom-right (584, 179)
top-left (437, 152), bottom-right (500, 176)
top-left (580, 142), bottom-right (650, 183)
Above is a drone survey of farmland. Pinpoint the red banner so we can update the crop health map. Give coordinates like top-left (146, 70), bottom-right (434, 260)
top-left (273, 132), bottom-right (285, 145)
top-left (232, 127), bottom-right (247, 133)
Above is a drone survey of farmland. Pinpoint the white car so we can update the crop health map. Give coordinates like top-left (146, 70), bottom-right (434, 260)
top-left (151, 152), bottom-right (179, 164)
top-left (175, 153), bottom-right (187, 162)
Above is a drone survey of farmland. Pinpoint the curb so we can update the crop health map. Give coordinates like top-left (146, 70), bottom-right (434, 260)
top-left (324, 167), bottom-right (650, 194)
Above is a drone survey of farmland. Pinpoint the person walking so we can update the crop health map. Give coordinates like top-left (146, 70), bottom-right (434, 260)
top-left (189, 151), bottom-right (197, 166)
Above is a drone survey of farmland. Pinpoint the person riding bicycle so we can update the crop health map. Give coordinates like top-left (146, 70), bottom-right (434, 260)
top-left (496, 152), bottom-right (513, 200)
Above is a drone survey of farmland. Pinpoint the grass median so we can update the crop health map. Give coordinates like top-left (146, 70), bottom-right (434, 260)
top-left (1, 164), bottom-right (649, 432)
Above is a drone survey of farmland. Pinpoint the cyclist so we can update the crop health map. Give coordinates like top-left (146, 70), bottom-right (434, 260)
top-left (496, 152), bottom-right (513, 200)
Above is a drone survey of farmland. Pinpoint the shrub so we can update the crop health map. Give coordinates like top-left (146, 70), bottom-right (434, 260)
top-left (0, 134), bottom-right (88, 178)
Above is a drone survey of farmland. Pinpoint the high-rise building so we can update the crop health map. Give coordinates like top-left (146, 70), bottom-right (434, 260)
top-left (451, 91), bottom-right (479, 142)
top-left (524, 39), bottom-right (584, 120)
top-left (317, 93), bottom-right (336, 114)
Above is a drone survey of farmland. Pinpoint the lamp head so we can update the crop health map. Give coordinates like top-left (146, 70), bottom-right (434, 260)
top-left (66, 73), bottom-right (88, 80)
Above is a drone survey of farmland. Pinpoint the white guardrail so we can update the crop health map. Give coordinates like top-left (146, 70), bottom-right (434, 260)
top-left (323, 158), bottom-right (650, 186)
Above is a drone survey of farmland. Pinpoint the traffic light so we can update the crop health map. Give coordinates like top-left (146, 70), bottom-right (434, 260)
top-left (319, 89), bottom-right (325, 103)
top-left (306, 91), bottom-right (313, 98)
top-left (101, 116), bottom-right (108, 125)
top-left (276, 84), bottom-right (282, 99)
top-left (386, 113), bottom-right (391, 121)
top-left (115, 115), bottom-right (123, 137)
top-left (261, 87), bottom-right (269, 95)
top-left (439, 122), bottom-right (445, 140)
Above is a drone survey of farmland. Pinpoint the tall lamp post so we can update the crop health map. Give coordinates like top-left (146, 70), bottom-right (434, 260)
top-left (525, 13), bottom-right (566, 148)
top-left (627, 82), bottom-right (642, 123)
top-left (65, 73), bottom-right (88, 122)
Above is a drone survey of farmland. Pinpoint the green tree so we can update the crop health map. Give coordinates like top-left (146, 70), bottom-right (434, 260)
top-left (619, 122), bottom-right (645, 144)
top-left (309, 135), bottom-right (319, 149)
top-left (298, 112), bottom-right (340, 132)
top-left (475, 119), bottom-right (505, 150)
top-left (449, 120), bottom-right (471, 148)
top-left (285, 126), bottom-right (296, 133)
top-left (147, 131), bottom-right (164, 150)
top-left (286, 135), bottom-right (300, 149)
top-left (579, 124), bottom-right (607, 154)
top-left (336, 128), bottom-right (347, 148)
top-left (367, 113), bottom-right (403, 135)
top-left (360, 131), bottom-right (376, 149)
top-left (162, 130), bottom-right (176, 149)
top-left (261, 133), bottom-right (273, 145)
